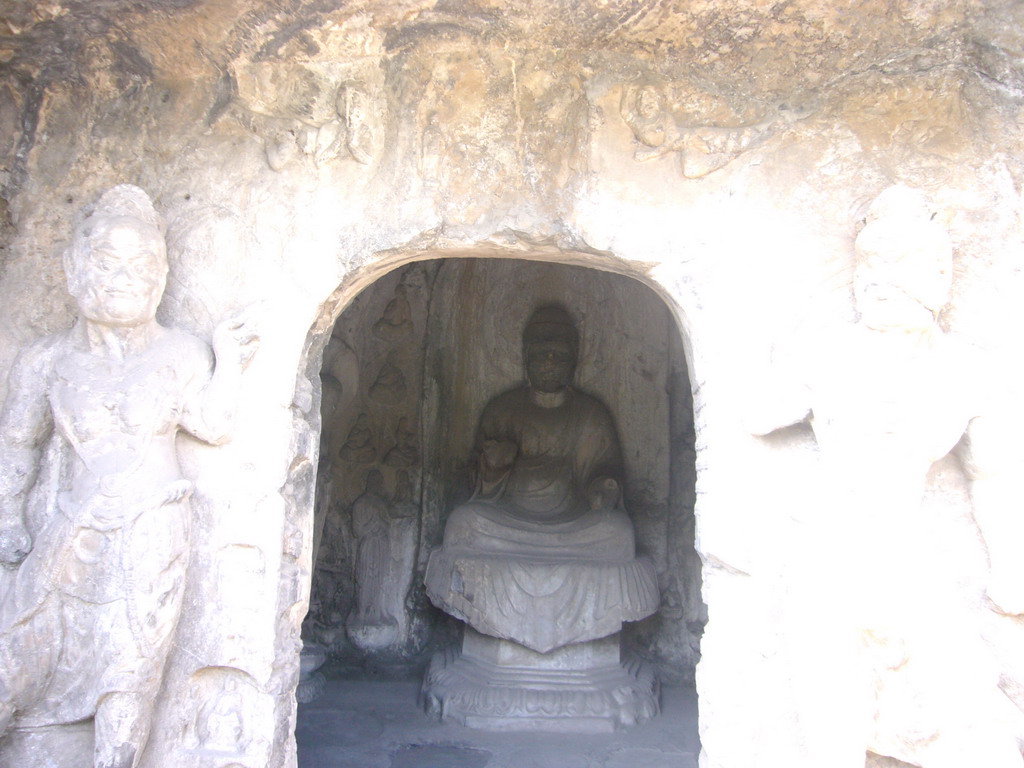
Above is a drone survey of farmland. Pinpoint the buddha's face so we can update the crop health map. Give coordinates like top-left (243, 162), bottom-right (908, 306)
top-left (525, 340), bottom-right (576, 393)
top-left (67, 217), bottom-right (167, 327)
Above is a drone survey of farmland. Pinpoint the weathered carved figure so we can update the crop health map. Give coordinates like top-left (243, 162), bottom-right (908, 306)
top-left (194, 675), bottom-right (246, 753)
top-left (338, 412), bottom-right (375, 463)
top-left (419, 112), bottom-right (445, 189)
top-left (338, 84), bottom-right (374, 165)
top-left (620, 81), bottom-right (802, 179)
top-left (423, 305), bottom-right (659, 731)
top-left (0, 185), bottom-right (257, 768)
top-left (368, 351), bottom-right (407, 404)
top-left (348, 470), bottom-right (391, 627)
top-left (264, 123), bottom-right (304, 172)
top-left (383, 417), bottom-right (418, 468)
top-left (346, 469), bottom-right (418, 652)
top-left (372, 284), bottom-right (413, 341)
top-left (749, 185), bottom-right (1023, 768)
top-left (314, 83), bottom-right (375, 167)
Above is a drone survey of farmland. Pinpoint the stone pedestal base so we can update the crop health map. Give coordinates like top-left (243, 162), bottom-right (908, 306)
top-left (422, 628), bottom-right (658, 733)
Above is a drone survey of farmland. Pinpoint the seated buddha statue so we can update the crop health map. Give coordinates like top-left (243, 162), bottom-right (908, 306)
top-left (423, 305), bottom-right (660, 731)
top-left (441, 304), bottom-right (635, 561)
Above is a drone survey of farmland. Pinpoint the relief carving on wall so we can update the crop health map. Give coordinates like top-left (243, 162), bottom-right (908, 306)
top-left (313, 83), bottom-right (377, 167)
top-left (373, 283), bottom-right (413, 341)
top-left (346, 469), bottom-right (418, 652)
top-left (620, 81), bottom-right (809, 178)
top-left (0, 186), bottom-right (258, 766)
top-left (368, 351), bottom-right (408, 404)
top-left (308, 264), bottom-right (432, 661)
top-left (338, 412), bottom-right (376, 463)
top-left (194, 676), bottom-right (247, 755)
top-left (186, 666), bottom-right (260, 762)
top-left (383, 417), bottom-right (418, 468)
top-left (419, 112), bottom-right (445, 191)
top-left (231, 63), bottom-right (385, 173)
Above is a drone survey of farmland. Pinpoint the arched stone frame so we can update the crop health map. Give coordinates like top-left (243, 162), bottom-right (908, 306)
top-left (276, 241), bottom-right (709, 763)
top-left (278, 234), bottom-right (831, 768)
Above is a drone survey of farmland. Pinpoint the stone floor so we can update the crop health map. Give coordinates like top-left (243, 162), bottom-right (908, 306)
top-left (296, 677), bottom-right (700, 768)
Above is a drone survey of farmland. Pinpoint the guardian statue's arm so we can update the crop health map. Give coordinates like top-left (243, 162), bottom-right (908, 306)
top-left (179, 314), bottom-right (259, 445)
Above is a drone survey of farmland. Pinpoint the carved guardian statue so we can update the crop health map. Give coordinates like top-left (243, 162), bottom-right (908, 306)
top-left (0, 185), bottom-right (257, 768)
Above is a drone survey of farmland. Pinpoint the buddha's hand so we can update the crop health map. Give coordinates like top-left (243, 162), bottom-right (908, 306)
top-left (480, 440), bottom-right (517, 473)
top-left (587, 477), bottom-right (621, 511)
top-left (0, 516), bottom-right (31, 566)
top-left (213, 310), bottom-right (260, 371)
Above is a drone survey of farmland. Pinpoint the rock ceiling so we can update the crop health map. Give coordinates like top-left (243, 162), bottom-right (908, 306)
top-left (0, 0), bottom-right (1019, 232)
top-left (0, 1), bottom-right (1019, 90)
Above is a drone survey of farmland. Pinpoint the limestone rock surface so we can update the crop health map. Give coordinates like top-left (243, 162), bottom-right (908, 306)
top-left (0, 1), bottom-right (1021, 767)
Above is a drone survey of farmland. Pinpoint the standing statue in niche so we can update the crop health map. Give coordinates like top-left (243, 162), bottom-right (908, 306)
top-left (346, 469), bottom-right (418, 653)
top-left (348, 470), bottom-right (390, 629)
top-left (423, 305), bottom-right (659, 732)
top-left (338, 84), bottom-right (374, 165)
top-left (0, 185), bottom-right (258, 768)
top-left (419, 112), bottom-right (445, 190)
top-left (748, 185), bottom-right (1023, 768)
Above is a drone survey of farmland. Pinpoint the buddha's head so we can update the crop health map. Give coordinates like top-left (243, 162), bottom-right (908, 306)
top-left (64, 185), bottom-right (167, 328)
top-left (523, 305), bottom-right (579, 394)
top-left (854, 185), bottom-right (952, 332)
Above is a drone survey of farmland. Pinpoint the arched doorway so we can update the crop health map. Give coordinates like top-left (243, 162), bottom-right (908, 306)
top-left (298, 253), bottom-right (704, 764)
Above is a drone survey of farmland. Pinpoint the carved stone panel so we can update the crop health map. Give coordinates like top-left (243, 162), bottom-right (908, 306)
top-left (308, 263), bottom-right (435, 664)
top-left (0, 186), bottom-right (259, 768)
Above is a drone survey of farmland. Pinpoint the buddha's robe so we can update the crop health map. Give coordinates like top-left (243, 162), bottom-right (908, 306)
top-left (426, 385), bottom-right (659, 652)
top-left (443, 386), bottom-right (633, 558)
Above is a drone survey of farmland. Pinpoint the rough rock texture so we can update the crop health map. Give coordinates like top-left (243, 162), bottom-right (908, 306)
top-left (0, 1), bottom-right (1022, 767)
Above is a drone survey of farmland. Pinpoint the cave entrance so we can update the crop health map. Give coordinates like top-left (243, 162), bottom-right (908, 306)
top-left (298, 255), bottom-right (703, 764)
